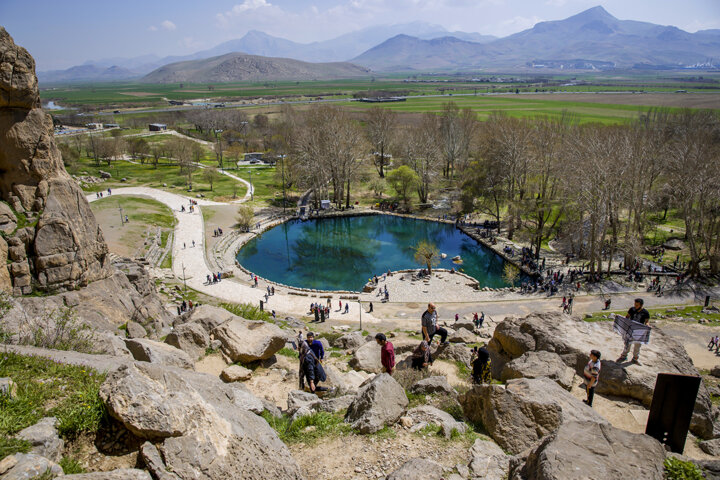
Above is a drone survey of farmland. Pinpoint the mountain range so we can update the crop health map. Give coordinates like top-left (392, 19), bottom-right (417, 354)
top-left (37, 7), bottom-right (720, 84)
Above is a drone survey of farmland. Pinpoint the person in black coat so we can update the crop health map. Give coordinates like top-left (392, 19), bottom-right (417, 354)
top-left (299, 341), bottom-right (327, 393)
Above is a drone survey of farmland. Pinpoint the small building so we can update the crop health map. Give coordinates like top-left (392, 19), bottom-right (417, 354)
top-left (103, 123), bottom-right (119, 129)
top-left (243, 152), bottom-right (264, 162)
top-left (85, 123), bottom-right (103, 130)
top-left (149, 123), bottom-right (167, 132)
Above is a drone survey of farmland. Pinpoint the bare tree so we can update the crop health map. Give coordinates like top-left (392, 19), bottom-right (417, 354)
top-left (438, 102), bottom-right (477, 178)
top-left (399, 114), bottom-right (440, 204)
top-left (364, 107), bottom-right (397, 178)
top-left (202, 166), bottom-right (219, 191)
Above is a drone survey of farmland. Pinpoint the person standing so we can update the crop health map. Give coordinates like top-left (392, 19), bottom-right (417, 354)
top-left (376, 333), bottom-right (395, 374)
top-left (583, 350), bottom-right (602, 406)
top-left (617, 298), bottom-right (650, 364)
top-left (422, 303), bottom-right (448, 345)
top-left (471, 346), bottom-right (491, 384)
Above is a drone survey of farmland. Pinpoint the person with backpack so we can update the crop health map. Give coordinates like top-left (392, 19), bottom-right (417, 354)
top-left (299, 340), bottom-right (327, 393)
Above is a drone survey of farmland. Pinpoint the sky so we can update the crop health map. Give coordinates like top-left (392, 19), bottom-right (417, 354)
top-left (2, 0), bottom-right (719, 71)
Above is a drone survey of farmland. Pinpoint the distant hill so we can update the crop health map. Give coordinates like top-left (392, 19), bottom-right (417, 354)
top-left (140, 53), bottom-right (371, 83)
top-left (38, 64), bottom-right (139, 83)
top-left (353, 6), bottom-right (720, 71)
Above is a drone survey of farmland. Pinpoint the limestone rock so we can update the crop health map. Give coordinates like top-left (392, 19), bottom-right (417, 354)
top-left (287, 390), bottom-right (321, 414)
top-left (99, 362), bottom-right (303, 479)
top-left (711, 365), bottom-right (720, 378)
top-left (345, 373), bottom-right (408, 433)
top-left (15, 416), bottom-right (63, 462)
top-left (140, 442), bottom-right (180, 480)
top-left (125, 320), bottom-right (147, 339)
top-left (468, 439), bottom-right (510, 480)
top-left (410, 376), bottom-right (456, 396)
top-left (0, 453), bottom-right (63, 480)
top-left (0, 28), bottom-right (39, 109)
top-left (487, 312), bottom-right (714, 439)
top-left (334, 331), bottom-right (364, 350)
top-left (0, 202), bottom-right (16, 234)
top-left (314, 394), bottom-right (355, 413)
top-left (406, 405), bottom-right (466, 438)
top-left (165, 322), bottom-right (210, 360)
top-left (500, 351), bottom-right (576, 390)
top-left (663, 238), bottom-right (686, 250)
top-left (64, 470), bottom-right (153, 479)
top-left (291, 405), bottom-right (313, 422)
top-left (387, 458), bottom-right (445, 480)
top-left (700, 438), bottom-right (720, 456)
top-left (460, 377), bottom-right (607, 454)
top-left (434, 342), bottom-right (472, 367)
top-left (124, 338), bottom-right (194, 370)
top-left (349, 341), bottom-right (384, 373)
top-left (509, 421), bottom-right (666, 480)
top-left (212, 317), bottom-right (286, 363)
top-left (176, 304), bottom-right (234, 332)
top-left (221, 364), bottom-right (252, 382)
top-left (449, 327), bottom-right (477, 343)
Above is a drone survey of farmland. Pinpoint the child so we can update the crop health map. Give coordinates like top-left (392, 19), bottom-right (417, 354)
top-left (583, 350), bottom-right (601, 407)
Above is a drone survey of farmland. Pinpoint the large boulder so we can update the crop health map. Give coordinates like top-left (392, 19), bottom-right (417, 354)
top-left (488, 312), bottom-right (714, 439)
top-left (164, 322), bottom-right (210, 360)
top-left (460, 377), bottom-right (606, 454)
top-left (387, 458), bottom-right (445, 480)
top-left (99, 362), bottom-right (303, 479)
top-left (500, 351), bottom-right (576, 391)
top-left (700, 438), bottom-right (720, 456)
top-left (212, 317), bottom-right (286, 363)
top-left (345, 373), bottom-right (408, 433)
top-left (124, 338), bottom-right (194, 369)
top-left (0, 202), bottom-right (17, 234)
top-left (334, 331), bottom-right (364, 350)
top-left (349, 341), bottom-right (384, 373)
top-left (314, 395), bottom-right (355, 414)
top-left (509, 421), bottom-right (666, 480)
top-left (434, 342), bottom-right (472, 367)
top-left (15, 416), bottom-right (63, 462)
top-left (125, 320), bottom-right (147, 339)
top-left (287, 390), bottom-right (321, 414)
top-left (449, 327), bottom-right (477, 343)
top-left (220, 364), bottom-right (252, 383)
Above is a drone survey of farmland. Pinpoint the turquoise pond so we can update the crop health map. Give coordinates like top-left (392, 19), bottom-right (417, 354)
top-left (236, 215), bottom-right (513, 292)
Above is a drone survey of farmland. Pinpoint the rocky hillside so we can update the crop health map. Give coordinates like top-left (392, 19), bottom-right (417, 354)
top-left (141, 53), bottom-right (371, 83)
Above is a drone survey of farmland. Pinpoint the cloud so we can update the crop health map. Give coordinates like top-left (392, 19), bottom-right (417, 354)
top-left (148, 25), bottom-right (158, 32)
top-left (161, 20), bottom-right (177, 31)
top-left (219, 0), bottom-right (272, 19)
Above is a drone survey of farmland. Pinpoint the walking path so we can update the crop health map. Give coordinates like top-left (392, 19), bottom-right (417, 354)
top-left (88, 187), bottom-right (719, 324)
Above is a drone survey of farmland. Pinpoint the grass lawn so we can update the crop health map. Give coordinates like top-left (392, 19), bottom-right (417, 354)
top-left (584, 304), bottom-right (720, 326)
top-left (0, 353), bottom-right (106, 460)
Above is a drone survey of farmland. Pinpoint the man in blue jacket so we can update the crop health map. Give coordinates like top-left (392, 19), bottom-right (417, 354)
top-left (306, 332), bottom-right (324, 361)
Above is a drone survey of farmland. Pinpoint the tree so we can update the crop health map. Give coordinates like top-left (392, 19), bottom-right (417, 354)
top-left (438, 102), bottom-right (477, 178)
top-left (58, 143), bottom-right (79, 171)
top-left (236, 205), bottom-right (254, 232)
top-left (202, 167), bottom-right (219, 191)
top-left (414, 240), bottom-right (440, 275)
top-left (364, 106), bottom-right (397, 177)
top-left (127, 137), bottom-right (150, 163)
top-left (386, 166), bottom-right (419, 208)
top-left (368, 177), bottom-right (387, 198)
top-left (503, 263), bottom-right (519, 287)
top-left (399, 114), bottom-right (440, 204)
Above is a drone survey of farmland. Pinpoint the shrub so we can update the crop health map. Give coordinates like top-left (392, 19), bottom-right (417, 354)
top-left (277, 347), bottom-right (298, 359)
top-left (10, 305), bottom-right (95, 353)
top-left (261, 411), bottom-right (351, 444)
top-left (59, 457), bottom-right (85, 474)
top-left (664, 457), bottom-right (704, 480)
top-left (221, 302), bottom-right (271, 322)
top-left (0, 435), bottom-right (30, 461)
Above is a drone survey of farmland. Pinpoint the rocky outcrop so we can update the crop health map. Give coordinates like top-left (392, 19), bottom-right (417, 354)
top-left (509, 421), bottom-right (666, 480)
top-left (64, 470), bottom-right (153, 480)
top-left (468, 439), bottom-right (510, 480)
top-left (345, 373), bottom-right (408, 433)
top-left (99, 362), bottom-right (303, 479)
top-left (220, 364), bottom-right (252, 382)
top-left (487, 312), bottom-right (715, 439)
top-left (349, 341), bottom-right (384, 373)
top-left (175, 304), bottom-right (234, 331)
top-left (500, 351), bottom-right (576, 390)
top-left (449, 327), bottom-right (477, 343)
top-left (212, 317), bottom-right (286, 363)
top-left (0, 452), bottom-right (63, 479)
top-left (460, 377), bottom-right (606, 454)
top-left (1, 27), bottom-right (111, 294)
top-left (406, 405), bottom-right (467, 438)
top-left (334, 331), bottom-right (365, 350)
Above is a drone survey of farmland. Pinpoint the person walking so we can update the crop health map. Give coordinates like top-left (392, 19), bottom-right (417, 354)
top-left (306, 332), bottom-right (324, 361)
top-left (617, 298), bottom-right (650, 364)
top-left (299, 340), bottom-right (326, 393)
top-left (471, 346), bottom-right (491, 384)
top-left (376, 333), bottom-right (395, 375)
top-left (583, 350), bottom-right (602, 406)
top-left (369, 302), bottom-right (373, 313)
top-left (422, 303), bottom-right (448, 345)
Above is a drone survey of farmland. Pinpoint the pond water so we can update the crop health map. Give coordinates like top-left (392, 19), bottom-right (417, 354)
top-left (236, 215), bottom-right (513, 292)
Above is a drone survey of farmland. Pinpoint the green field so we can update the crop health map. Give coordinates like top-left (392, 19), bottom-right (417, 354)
top-left (344, 95), bottom-right (689, 124)
top-left (40, 73), bottom-right (720, 108)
